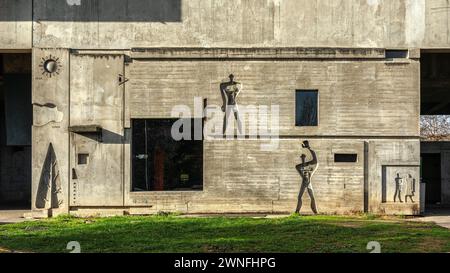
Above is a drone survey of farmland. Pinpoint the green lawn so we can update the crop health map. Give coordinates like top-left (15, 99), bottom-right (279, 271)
top-left (0, 214), bottom-right (449, 253)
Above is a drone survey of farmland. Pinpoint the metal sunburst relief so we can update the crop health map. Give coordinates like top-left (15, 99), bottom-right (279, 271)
top-left (39, 55), bottom-right (62, 78)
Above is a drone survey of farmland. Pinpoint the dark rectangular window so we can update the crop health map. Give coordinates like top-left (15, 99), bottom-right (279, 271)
top-left (295, 90), bottom-right (318, 126)
top-left (131, 119), bottom-right (203, 192)
top-left (385, 50), bottom-right (408, 59)
top-left (334, 154), bottom-right (358, 163)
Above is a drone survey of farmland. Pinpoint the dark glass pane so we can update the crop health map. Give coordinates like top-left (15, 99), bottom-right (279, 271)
top-left (131, 119), bottom-right (148, 191)
top-left (385, 50), bottom-right (408, 59)
top-left (295, 90), bottom-right (318, 126)
top-left (132, 119), bottom-right (203, 192)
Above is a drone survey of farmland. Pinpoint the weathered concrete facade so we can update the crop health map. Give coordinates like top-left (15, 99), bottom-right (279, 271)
top-left (3, 0), bottom-right (448, 216)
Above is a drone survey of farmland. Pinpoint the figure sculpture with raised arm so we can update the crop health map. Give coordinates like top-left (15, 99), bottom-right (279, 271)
top-left (295, 141), bottom-right (318, 214)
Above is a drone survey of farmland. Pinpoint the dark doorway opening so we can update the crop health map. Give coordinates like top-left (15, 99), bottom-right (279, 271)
top-left (421, 52), bottom-right (450, 115)
top-left (0, 53), bottom-right (32, 210)
top-left (420, 51), bottom-right (450, 209)
top-left (131, 119), bottom-right (203, 192)
top-left (421, 153), bottom-right (441, 207)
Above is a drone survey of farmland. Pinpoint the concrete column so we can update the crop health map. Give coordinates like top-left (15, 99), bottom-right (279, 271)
top-left (441, 152), bottom-right (450, 205)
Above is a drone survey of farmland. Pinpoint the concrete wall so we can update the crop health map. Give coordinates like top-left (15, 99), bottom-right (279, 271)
top-left (120, 49), bottom-right (421, 215)
top-left (124, 139), bottom-right (421, 215)
top-left (126, 139), bottom-right (365, 214)
top-left (7, 0), bottom-right (426, 215)
top-left (31, 48), bottom-right (70, 213)
top-left (0, 0), bottom-right (32, 50)
top-left (0, 0), bottom-right (448, 50)
top-left (369, 139), bottom-right (421, 214)
top-left (69, 54), bottom-right (125, 207)
top-left (128, 51), bottom-right (420, 137)
top-left (23, 48), bottom-right (418, 215)
top-left (27, 0), bottom-right (450, 49)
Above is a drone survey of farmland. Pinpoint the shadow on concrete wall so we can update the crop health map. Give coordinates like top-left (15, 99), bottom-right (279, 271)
top-left (74, 129), bottom-right (126, 144)
top-left (0, 0), bottom-right (31, 21)
top-left (0, 0), bottom-right (183, 22)
top-left (1, 0), bottom-right (182, 22)
top-left (35, 143), bottom-right (63, 209)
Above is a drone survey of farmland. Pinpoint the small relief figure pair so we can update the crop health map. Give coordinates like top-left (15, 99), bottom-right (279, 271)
top-left (394, 173), bottom-right (415, 203)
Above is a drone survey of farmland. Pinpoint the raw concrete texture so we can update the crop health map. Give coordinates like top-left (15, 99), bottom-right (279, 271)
top-left (32, 48), bottom-right (70, 214)
top-left (128, 52), bottom-right (420, 137)
top-left (124, 138), bottom-right (365, 214)
top-left (0, 0), bottom-right (32, 50)
top-left (27, 0), bottom-right (449, 49)
top-left (42, 49), bottom-right (420, 216)
top-left (368, 139), bottom-right (421, 215)
top-left (0, 0), bottom-right (434, 216)
top-left (69, 54), bottom-right (124, 207)
top-left (2, 0), bottom-right (450, 50)
top-left (0, 210), bottom-right (29, 224)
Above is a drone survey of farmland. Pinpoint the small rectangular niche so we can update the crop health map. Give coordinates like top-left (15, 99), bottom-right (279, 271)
top-left (385, 50), bottom-right (408, 59)
top-left (334, 154), bottom-right (358, 163)
top-left (77, 153), bottom-right (89, 165)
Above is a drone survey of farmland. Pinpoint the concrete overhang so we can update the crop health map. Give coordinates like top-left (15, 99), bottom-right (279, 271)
top-left (130, 47), bottom-right (389, 60)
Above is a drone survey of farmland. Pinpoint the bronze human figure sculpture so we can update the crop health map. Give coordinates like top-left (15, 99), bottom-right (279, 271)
top-left (220, 74), bottom-right (243, 135)
top-left (295, 141), bottom-right (318, 214)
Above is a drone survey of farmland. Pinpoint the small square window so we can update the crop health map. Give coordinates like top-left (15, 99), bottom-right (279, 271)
top-left (78, 154), bottom-right (89, 165)
top-left (295, 90), bottom-right (318, 126)
top-left (334, 154), bottom-right (358, 163)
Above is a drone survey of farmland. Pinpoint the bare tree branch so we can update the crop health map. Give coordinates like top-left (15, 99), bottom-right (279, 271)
top-left (420, 115), bottom-right (450, 141)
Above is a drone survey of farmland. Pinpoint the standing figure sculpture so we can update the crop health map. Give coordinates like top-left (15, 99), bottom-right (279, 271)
top-left (394, 173), bottom-right (404, 203)
top-left (295, 141), bottom-right (318, 214)
top-left (404, 174), bottom-right (416, 203)
top-left (220, 74), bottom-right (243, 135)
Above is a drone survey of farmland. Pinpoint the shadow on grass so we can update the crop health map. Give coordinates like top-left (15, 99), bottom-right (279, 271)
top-left (0, 216), bottom-right (448, 253)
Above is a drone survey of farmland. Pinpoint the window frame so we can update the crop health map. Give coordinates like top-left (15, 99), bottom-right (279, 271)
top-left (130, 118), bottom-right (204, 193)
top-left (295, 89), bottom-right (319, 127)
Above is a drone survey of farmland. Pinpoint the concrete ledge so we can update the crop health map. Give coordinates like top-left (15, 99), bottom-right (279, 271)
top-left (131, 47), bottom-right (387, 60)
top-left (69, 208), bottom-right (127, 218)
top-left (378, 203), bottom-right (421, 216)
top-left (23, 209), bottom-right (51, 219)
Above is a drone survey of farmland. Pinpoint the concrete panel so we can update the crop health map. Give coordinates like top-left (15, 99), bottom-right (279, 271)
top-left (441, 151), bottom-right (450, 204)
top-left (69, 54), bottom-right (125, 207)
top-left (0, 0), bottom-right (32, 49)
top-left (423, 0), bottom-right (450, 48)
top-left (368, 139), bottom-right (421, 215)
top-left (125, 139), bottom-right (365, 214)
top-left (27, 0), bottom-right (450, 49)
top-left (32, 48), bottom-right (70, 213)
top-left (382, 165), bottom-right (420, 204)
top-left (128, 58), bottom-right (420, 137)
